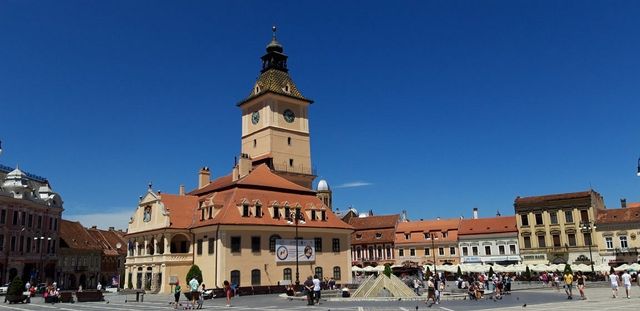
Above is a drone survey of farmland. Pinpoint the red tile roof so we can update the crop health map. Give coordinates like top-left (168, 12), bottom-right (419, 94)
top-left (160, 193), bottom-right (200, 229)
top-left (597, 206), bottom-right (640, 224)
top-left (395, 219), bottom-right (460, 245)
top-left (87, 228), bottom-right (127, 256)
top-left (60, 220), bottom-right (102, 251)
top-left (458, 216), bottom-right (517, 235)
top-left (515, 190), bottom-right (593, 204)
top-left (348, 215), bottom-right (399, 230)
top-left (352, 228), bottom-right (396, 245)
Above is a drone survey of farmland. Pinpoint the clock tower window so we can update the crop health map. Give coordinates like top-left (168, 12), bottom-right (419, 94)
top-left (253, 139), bottom-right (257, 148)
top-left (287, 137), bottom-right (291, 146)
top-left (289, 159), bottom-right (294, 167)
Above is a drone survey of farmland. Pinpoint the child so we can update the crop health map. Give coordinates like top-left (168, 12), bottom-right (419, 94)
top-left (197, 284), bottom-right (205, 309)
top-left (223, 280), bottom-right (233, 307)
top-left (173, 281), bottom-right (181, 309)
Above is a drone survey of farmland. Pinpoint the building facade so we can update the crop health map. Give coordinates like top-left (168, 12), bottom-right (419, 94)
top-left (458, 215), bottom-right (521, 265)
top-left (395, 218), bottom-right (461, 266)
top-left (514, 190), bottom-right (604, 265)
top-left (58, 220), bottom-right (102, 289)
top-left (348, 213), bottom-right (400, 267)
top-left (0, 165), bottom-right (62, 284)
top-left (124, 30), bottom-right (353, 293)
top-left (87, 226), bottom-right (127, 288)
top-left (595, 200), bottom-right (640, 266)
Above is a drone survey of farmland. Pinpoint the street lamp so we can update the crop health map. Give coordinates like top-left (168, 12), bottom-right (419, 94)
top-left (287, 209), bottom-right (305, 288)
top-left (34, 236), bottom-right (52, 284)
top-left (579, 222), bottom-right (596, 274)
top-left (430, 233), bottom-right (437, 277)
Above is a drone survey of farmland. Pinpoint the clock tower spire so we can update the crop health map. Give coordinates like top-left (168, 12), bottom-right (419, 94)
top-left (235, 27), bottom-right (316, 189)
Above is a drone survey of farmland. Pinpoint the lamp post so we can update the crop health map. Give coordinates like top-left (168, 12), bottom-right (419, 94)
top-left (287, 209), bottom-right (305, 288)
top-left (579, 222), bottom-right (596, 274)
top-left (34, 236), bottom-right (51, 284)
top-left (431, 233), bottom-right (437, 277)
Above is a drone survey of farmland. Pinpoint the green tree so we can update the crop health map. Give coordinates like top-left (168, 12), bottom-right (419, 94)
top-left (186, 264), bottom-right (203, 284)
top-left (524, 265), bottom-right (531, 281)
top-left (488, 266), bottom-right (495, 277)
top-left (563, 264), bottom-right (573, 275)
top-left (383, 264), bottom-right (392, 278)
top-left (7, 276), bottom-right (24, 296)
top-left (425, 266), bottom-right (432, 278)
top-left (456, 265), bottom-right (462, 277)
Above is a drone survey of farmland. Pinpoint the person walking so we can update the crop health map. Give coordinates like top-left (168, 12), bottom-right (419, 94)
top-left (173, 281), bottom-right (182, 309)
top-left (188, 276), bottom-right (200, 308)
top-left (563, 271), bottom-right (573, 299)
top-left (609, 271), bottom-right (620, 298)
top-left (223, 280), bottom-right (233, 307)
top-left (303, 276), bottom-right (314, 306)
top-left (196, 283), bottom-right (205, 309)
top-left (621, 270), bottom-right (632, 299)
top-left (312, 275), bottom-right (322, 305)
top-left (425, 276), bottom-right (436, 305)
top-left (575, 271), bottom-right (586, 300)
top-left (413, 278), bottom-right (421, 295)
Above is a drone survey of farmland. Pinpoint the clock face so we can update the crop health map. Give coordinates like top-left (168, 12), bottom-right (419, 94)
top-left (251, 111), bottom-right (260, 125)
top-left (283, 109), bottom-right (295, 123)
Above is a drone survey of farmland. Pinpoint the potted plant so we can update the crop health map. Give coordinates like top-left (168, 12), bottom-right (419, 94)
top-left (6, 276), bottom-right (27, 304)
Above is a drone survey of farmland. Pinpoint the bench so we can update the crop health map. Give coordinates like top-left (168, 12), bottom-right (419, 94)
top-left (120, 289), bottom-right (145, 302)
top-left (75, 290), bottom-right (104, 302)
top-left (59, 291), bottom-right (74, 303)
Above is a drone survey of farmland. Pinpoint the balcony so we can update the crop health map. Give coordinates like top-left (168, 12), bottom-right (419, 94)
top-left (272, 163), bottom-right (316, 176)
top-left (125, 253), bottom-right (192, 265)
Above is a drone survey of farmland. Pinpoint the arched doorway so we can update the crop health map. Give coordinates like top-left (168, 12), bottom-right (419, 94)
top-left (170, 234), bottom-right (190, 253)
top-left (79, 274), bottom-right (87, 288)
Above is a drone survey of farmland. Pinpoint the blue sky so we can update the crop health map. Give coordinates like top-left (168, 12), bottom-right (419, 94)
top-left (1, 1), bottom-right (640, 229)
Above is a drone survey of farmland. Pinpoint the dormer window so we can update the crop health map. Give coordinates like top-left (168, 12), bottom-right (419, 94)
top-left (311, 210), bottom-right (317, 221)
top-left (424, 233), bottom-right (430, 239)
top-left (273, 206), bottom-right (280, 219)
top-left (255, 204), bottom-right (262, 218)
top-left (254, 84), bottom-right (261, 94)
top-left (242, 204), bottom-right (250, 217)
top-left (321, 210), bottom-right (327, 221)
top-left (375, 233), bottom-right (382, 239)
top-left (283, 83), bottom-right (291, 94)
top-left (200, 208), bottom-right (205, 221)
top-left (442, 231), bottom-right (448, 238)
top-left (405, 233), bottom-right (410, 240)
top-left (356, 234), bottom-right (362, 240)
top-left (208, 206), bottom-right (213, 219)
top-left (284, 207), bottom-right (290, 220)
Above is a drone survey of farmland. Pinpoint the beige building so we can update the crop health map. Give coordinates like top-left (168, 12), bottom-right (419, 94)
top-left (514, 190), bottom-right (604, 265)
top-left (595, 200), bottom-right (640, 266)
top-left (124, 30), bottom-right (352, 293)
top-left (395, 218), bottom-right (461, 266)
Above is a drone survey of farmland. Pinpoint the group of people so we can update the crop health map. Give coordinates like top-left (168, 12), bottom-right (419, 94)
top-left (607, 270), bottom-right (635, 299)
top-left (172, 277), bottom-right (207, 309)
top-left (463, 273), bottom-right (513, 301)
top-left (303, 275), bottom-right (322, 305)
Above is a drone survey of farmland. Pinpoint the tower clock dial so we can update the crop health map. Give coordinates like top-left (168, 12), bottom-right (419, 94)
top-left (251, 111), bottom-right (260, 124)
top-left (283, 109), bottom-right (295, 123)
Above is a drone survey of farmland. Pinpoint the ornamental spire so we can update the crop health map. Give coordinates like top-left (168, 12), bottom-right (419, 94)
top-left (261, 26), bottom-right (288, 73)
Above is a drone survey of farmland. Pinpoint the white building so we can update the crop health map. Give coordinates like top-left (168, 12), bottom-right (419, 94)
top-left (458, 213), bottom-right (521, 265)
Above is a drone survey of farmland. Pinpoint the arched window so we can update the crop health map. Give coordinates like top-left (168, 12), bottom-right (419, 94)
top-left (283, 268), bottom-right (292, 281)
top-left (251, 269), bottom-right (261, 286)
top-left (230, 270), bottom-right (240, 287)
top-left (333, 266), bottom-right (341, 280)
top-left (269, 235), bottom-right (281, 252)
top-left (314, 267), bottom-right (323, 280)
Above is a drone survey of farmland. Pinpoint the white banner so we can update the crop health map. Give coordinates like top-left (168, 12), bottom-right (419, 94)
top-left (275, 239), bottom-right (315, 262)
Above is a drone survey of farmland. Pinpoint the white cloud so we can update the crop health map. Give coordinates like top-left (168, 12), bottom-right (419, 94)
top-left (334, 181), bottom-right (373, 189)
top-left (65, 209), bottom-right (133, 231)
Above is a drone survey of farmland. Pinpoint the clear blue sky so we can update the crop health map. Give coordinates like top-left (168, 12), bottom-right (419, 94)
top-left (1, 1), bottom-right (639, 228)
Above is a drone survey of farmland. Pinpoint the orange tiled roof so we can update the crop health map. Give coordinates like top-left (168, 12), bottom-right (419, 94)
top-left (515, 190), bottom-right (593, 204)
top-left (395, 218), bottom-right (460, 245)
top-left (348, 214), bottom-right (399, 230)
top-left (60, 220), bottom-right (102, 251)
top-left (160, 193), bottom-right (200, 229)
top-left (628, 202), bottom-right (640, 208)
top-left (87, 228), bottom-right (127, 256)
top-left (458, 216), bottom-right (517, 235)
top-left (189, 175), bottom-right (234, 196)
top-left (352, 228), bottom-right (396, 245)
top-left (597, 206), bottom-right (640, 224)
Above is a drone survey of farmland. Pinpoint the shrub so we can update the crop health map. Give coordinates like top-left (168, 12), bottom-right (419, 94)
top-left (563, 264), bottom-right (573, 275)
top-left (383, 264), bottom-right (392, 278)
top-left (7, 276), bottom-right (24, 296)
top-left (186, 264), bottom-right (203, 284)
top-left (456, 265), bottom-right (462, 277)
top-left (524, 266), bottom-right (531, 280)
top-left (488, 266), bottom-right (495, 277)
top-left (425, 266), bottom-right (431, 278)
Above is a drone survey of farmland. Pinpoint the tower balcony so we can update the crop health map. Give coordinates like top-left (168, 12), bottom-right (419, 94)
top-left (272, 163), bottom-right (316, 176)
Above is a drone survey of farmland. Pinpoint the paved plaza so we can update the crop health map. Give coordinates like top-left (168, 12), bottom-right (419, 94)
top-left (2, 285), bottom-right (640, 311)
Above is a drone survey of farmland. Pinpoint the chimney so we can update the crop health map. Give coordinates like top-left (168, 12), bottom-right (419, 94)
top-left (496, 209), bottom-right (501, 217)
top-left (108, 226), bottom-right (114, 231)
top-left (436, 216), bottom-right (440, 221)
top-left (401, 210), bottom-right (408, 222)
top-left (238, 153), bottom-right (251, 178)
top-left (473, 208), bottom-right (478, 219)
top-left (179, 184), bottom-right (185, 196)
top-left (91, 225), bottom-right (97, 229)
top-left (621, 198), bottom-right (627, 208)
top-left (198, 167), bottom-right (211, 189)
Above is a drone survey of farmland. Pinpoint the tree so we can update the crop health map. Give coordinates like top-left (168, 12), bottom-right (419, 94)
top-left (186, 264), bottom-right (203, 284)
top-left (425, 266), bottom-right (432, 278)
top-left (456, 265), bottom-right (462, 278)
top-left (7, 276), bottom-right (24, 297)
top-left (524, 265), bottom-right (531, 281)
top-left (488, 266), bottom-right (495, 278)
top-left (383, 264), bottom-right (392, 278)
top-left (563, 264), bottom-right (573, 275)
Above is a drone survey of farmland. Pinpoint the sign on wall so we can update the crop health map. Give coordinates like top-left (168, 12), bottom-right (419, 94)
top-left (275, 239), bottom-right (315, 262)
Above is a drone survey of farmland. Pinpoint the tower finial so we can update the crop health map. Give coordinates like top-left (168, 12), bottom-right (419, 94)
top-left (272, 25), bottom-right (277, 39)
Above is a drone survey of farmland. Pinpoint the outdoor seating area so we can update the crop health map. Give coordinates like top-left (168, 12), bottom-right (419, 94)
top-left (75, 290), bottom-right (105, 302)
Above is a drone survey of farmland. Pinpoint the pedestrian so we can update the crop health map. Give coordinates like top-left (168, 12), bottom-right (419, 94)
top-left (576, 271), bottom-right (587, 300)
top-left (97, 282), bottom-right (102, 291)
top-left (621, 270), bottom-right (632, 299)
top-left (609, 271), bottom-right (620, 298)
top-left (197, 283), bottom-right (205, 309)
top-left (413, 278), bottom-right (421, 295)
top-left (312, 274), bottom-right (321, 305)
top-left (188, 276), bottom-right (200, 308)
top-left (303, 276), bottom-right (314, 306)
top-left (173, 281), bottom-right (182, 309)
top-left (425, 276), bottom-right (436, 305)
top-left (223, 280), bottom-right (233, 307)
top-left (563, 270), bottom-right (573, 299)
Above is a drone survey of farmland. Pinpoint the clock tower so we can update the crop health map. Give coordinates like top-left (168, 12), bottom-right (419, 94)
top-left (236, 27), bottom-right (315, 188)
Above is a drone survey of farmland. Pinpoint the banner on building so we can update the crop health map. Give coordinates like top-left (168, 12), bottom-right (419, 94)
top-left (275, 239), bottom-right (315, 263)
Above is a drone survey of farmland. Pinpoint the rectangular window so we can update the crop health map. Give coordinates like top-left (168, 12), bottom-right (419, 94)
top-left (311, 210), bottom-right (317, 221)
top-left (321, 210), bottom-right (327, 221)
top-left (552, 234), bottom-right (561, 247)
top-left (509, 244), bottom-right (516, 254)
top-left (605, 237), bottom-right (613, 249)
top-left (438, 248), bottom-right (445, 256)
top-left (410, 248), bottom-right (416, 256)
top-left (37, 216), bottom-right (42, 228)
top-left (568, 234), bottom-right (576, 247)
top-left (242, 205), bottom-right (249, 217)
top-left (424, 248), bottom-right (430, 256)
top-left (25, 238), bottom-right (30, 254)
top-left (12, 211), bottom-right (18, 225)
top-left (535, 213), bottom-right (543, 225)
top-left (405, 233), bottom-right (410, 240)
top-left (332, 238), bottom-right (340, 252)
top-left (620, 236), bottom-right (628, 249)
top-left (524, 237), bottom-right (532, 249)
top-left (583, 233), bottom-right (592, 246)
top-left (10, 236), bottom-right (16, 252)
top-left (54, 218), bottom-right (58, 231)
top-left (550, 212), bottom-right (558, 224)
top-left (537, 235), bottom-right (546, 247)
top-left (21, 212), bottom-right (26, 226)
top-left (255, 205), bottom-right (262, 217)
top-left (472, 246), bottom-right (478, 256)
top-left (485, 246), bottom-right (491, 255)
top-left (231, 236), bottom-right (241, 253)
top-left (208, 238), bottom-right (215, 254)
top-left (196, 239), bottom-right (203, 255)
top-left (520, 214), bottom-right (529, 226)
top-left (449, 247), bottom-right (456, 255)
top-left (0, 234), bottom-right (3, 252)
top-left (251, 236), bottom-right (261, 252)
top-left (208, 206), bottom-right (213, 219)
top-left (284, 207), bottom-right (290, 219)
top-left (565, 210), bottom-right (573, 223)
top-left (498, 245), bottom-right (505, 255)
top-left (201, 209), bottom-right (205, 221)
top-left (462, 247), bottom-right (468, 256)
top-left (27, 214), bottom-right (32, 227)
top-left (399, 248), bottom-right (405, 257)
top-left (333, 266), bottom-right (341, 280)
top-left (0, 209), bottom-right (5, 224)
top-left (314, 237), bottom-right (322, 252)
top-left (580, 210), bottom-right (589, 222)
top-left (273, 206), bottom-right (280, 219)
